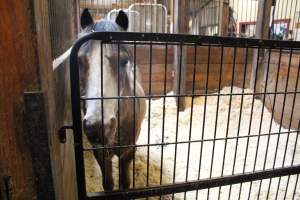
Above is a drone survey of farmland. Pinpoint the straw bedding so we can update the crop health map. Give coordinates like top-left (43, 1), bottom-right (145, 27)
top-left (85, 86), bottom-right (300, 200)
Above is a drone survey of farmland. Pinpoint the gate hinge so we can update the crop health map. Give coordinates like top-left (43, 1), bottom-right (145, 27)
top-left (1, 175), bottom-right (12, 200)
top-left (58, 125), bottom-right (73, 143)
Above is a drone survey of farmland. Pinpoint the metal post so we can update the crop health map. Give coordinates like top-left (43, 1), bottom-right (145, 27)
top-left (173, 0), bottom-right (189, 111)
top-left (250, 0), bottom-right (272, 94)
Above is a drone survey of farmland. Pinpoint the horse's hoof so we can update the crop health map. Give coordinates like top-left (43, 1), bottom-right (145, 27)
top-left (103, 183), bottom-right (114, 192)
top-left (120, 181), bottom-right (130, 190)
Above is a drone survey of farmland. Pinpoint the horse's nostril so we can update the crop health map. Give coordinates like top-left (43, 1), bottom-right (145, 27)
top-left (83, 119), bottom-right (93, 135)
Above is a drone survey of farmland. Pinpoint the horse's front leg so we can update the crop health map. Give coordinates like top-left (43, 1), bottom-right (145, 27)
top-left (120, 148), bottom-right (135, 189)
top-left (93, 150), bottom-right (114, 191)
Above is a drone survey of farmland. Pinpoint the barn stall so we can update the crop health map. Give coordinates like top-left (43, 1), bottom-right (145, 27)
top-left (80, 40), bottom-right (300, 200)
top-left (1, 0), bottom-right (300, 200)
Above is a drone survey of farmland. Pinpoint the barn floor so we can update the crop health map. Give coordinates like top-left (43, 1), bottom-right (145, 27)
top-left (84, 86), bottom-right (300, 200)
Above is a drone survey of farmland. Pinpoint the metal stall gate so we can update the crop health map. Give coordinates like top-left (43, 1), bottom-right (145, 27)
top-left (68, 32), bottom-right (300, 199)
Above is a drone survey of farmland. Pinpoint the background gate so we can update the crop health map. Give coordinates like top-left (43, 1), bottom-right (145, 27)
top-left (69, 31), bottom-right (300, 199)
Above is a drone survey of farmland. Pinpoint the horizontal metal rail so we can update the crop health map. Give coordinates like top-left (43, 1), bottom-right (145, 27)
top-left (87, 165), bottom-right (300, 200)
top-left (83, 129), bottom-right (300, 151)
top-left (71, 32), bottom-right (300, 54)
top-left (81, 91), bottom-right (300, 101)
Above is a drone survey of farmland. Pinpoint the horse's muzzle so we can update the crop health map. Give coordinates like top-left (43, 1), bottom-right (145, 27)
top-left (83, 118), bottom-right (117, 144)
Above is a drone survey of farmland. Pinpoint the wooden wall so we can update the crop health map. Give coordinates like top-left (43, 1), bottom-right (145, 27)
top-left (0, 0), bottom-right (43, 199)
top-left (263, 51), bottom-right (300, 130)
top-left (134, 46), bottom-right (253, 95)
top-left (48, 0), bottom-right (79, 199)
top-left (135, 46), bottom-right (300, 130)
top-left (0, 0), bottom-right (79, 200)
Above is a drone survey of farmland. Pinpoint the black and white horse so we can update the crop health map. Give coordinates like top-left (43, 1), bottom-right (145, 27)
top-left (78, 8), bottom-right (146, 190)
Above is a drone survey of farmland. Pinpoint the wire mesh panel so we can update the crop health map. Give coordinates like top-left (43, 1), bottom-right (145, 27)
top-left (79, 0), bottom-right (300, 40)
top-left (69, 32), bottom-right (300, 199)
top-left (128, 3), bottom-right (168, 33)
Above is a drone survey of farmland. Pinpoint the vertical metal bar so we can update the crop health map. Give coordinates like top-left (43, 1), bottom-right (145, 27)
top-left (70, 41), bottom-right (87, 200)
top-left (132, 42), bottom-right (137, 188)
top-left (255, 49), bottom-right (273, 200)
top-left (172, 43), bottom-right (183, 200)
top-left (147, 42), bottom-right (153, 189)
top-left (263, 48), bottom-right (283, 199)
top-left (292, 174), bottom-right (300, 199)
top-left (216, 45), bottom-right (226, 200)
top-left (272, 48), bottom-right (293, 200)
top-left (192, 0), bottom-right (196, 34)
top-left (210, 45), bottom-right (233, 199)
top-left (183, 44), bottom-right (197, 200)
top-left (236, 0), bottom-right (240, 36)
top-left (195, 45), bottom-right (211, 200)
top-left (292, 0), bottom-right (299, 40)
top-left (159, 43), bottom-right (168, 200)
top-left (291, 122), bottom-right (300, 200)
top-left (96, 0), bottom-right (99, 18)
top-left (273, 0), bottom-right (280, 40)
top-left (286, 0), bottom-right (295, 40)
top-left (150, 1), bottom-right (153, 33)
top-left (226, 46), bottom-right (238, 200)
top-left (213, 46), bottom-right (227, 199)
top-left (243, 47), bottom-right (261, 200)
top-left (172, 0), bottom-right (175, 33)
top-left (234, 47), bottom-right (250, 200)
top-left (278, 0), bottom-right (285, 40)
top-left (270, 0), bottom-right (276, 39)
top-left (100, 42), bottom-right (106, 191)
top-left (144, 1), bottom-right (147, 32)
top-left (277, 0), bottom-right (285, 40)
top-left (117, 43), bottom-right (121, 190)
top-left (218, 0), bottom-right (220, 36)
top-left (282, 0), bottom-right (290, 40)
top-left (254, 0), bottom-right (259, 37)
top-left (295, 6), bottom-right (300, 40)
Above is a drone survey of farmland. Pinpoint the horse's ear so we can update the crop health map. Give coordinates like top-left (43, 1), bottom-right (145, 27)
top-left (115, 10), bottom-right (128, 31)
top-left (81, 8), bottom-right (93, 29)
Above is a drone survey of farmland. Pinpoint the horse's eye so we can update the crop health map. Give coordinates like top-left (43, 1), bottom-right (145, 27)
top-left (119, 58), bottom-right (128, 67)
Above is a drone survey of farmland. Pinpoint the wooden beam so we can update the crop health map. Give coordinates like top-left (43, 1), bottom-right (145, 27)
top-left (24, 92), bottom-right (55, 200)
top-left (255, 0), bottom-right (273, 40)
top-left (0, 0), bottom-right (42, 199)
top-left (173, 0), bottom-right (189, 111)
top-left (220, 0), bottom-right (229, 36)
top-left (250, 0), bottom-right (272, 93)
top-left (0, 0), bottom-right (78, 199)
top-left (35, 0), bottom-right (79, 199)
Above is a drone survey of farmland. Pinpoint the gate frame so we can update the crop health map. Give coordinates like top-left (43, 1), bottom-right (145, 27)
top-left (69, 32), bottom-right (300, 199)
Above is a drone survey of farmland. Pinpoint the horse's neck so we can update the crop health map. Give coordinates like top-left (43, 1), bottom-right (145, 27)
top-left (118, 67), bottom-right (144, 119)
top-left (120, 66), bottom-right (141, 96)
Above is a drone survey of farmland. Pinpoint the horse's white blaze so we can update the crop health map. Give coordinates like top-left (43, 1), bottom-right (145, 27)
top-left (125, 61), bottom-right (134, 92)
top-left (84, 45), bottom-right (117, 126)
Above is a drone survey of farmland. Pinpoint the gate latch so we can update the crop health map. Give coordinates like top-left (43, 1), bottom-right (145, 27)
top-left (58, 125), bottom-right (73, 143)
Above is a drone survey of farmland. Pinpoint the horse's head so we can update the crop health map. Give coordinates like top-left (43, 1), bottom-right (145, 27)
top-left (78, 8), bottom-right (132, 144)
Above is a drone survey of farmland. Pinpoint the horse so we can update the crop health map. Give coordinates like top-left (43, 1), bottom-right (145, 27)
top-left (78, 8), bottom-right (146, 191)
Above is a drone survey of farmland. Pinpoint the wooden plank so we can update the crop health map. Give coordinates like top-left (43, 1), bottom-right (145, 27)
top-left (35, 0), bottom-right (79, 199)
top-left (263, 57), bottom-right (300, 129)
top-left (0, 0), bottom-right (79, 200)
top-left (173, 0), bottom-right (189, 111)
top-left (133, 46), bottom-right (253, 65)
top-left (23, 92), bottom-right (55, 200)
top-left (220, 0), bottom-right (229, 36)
top-left (0, 1), bottom-right (41, 199)
top-left (48, 0), bottom-right (78, 59)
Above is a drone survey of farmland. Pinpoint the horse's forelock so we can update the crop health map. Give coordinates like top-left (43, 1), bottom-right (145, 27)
top-left (93, 20), bottom-right (120, 32)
